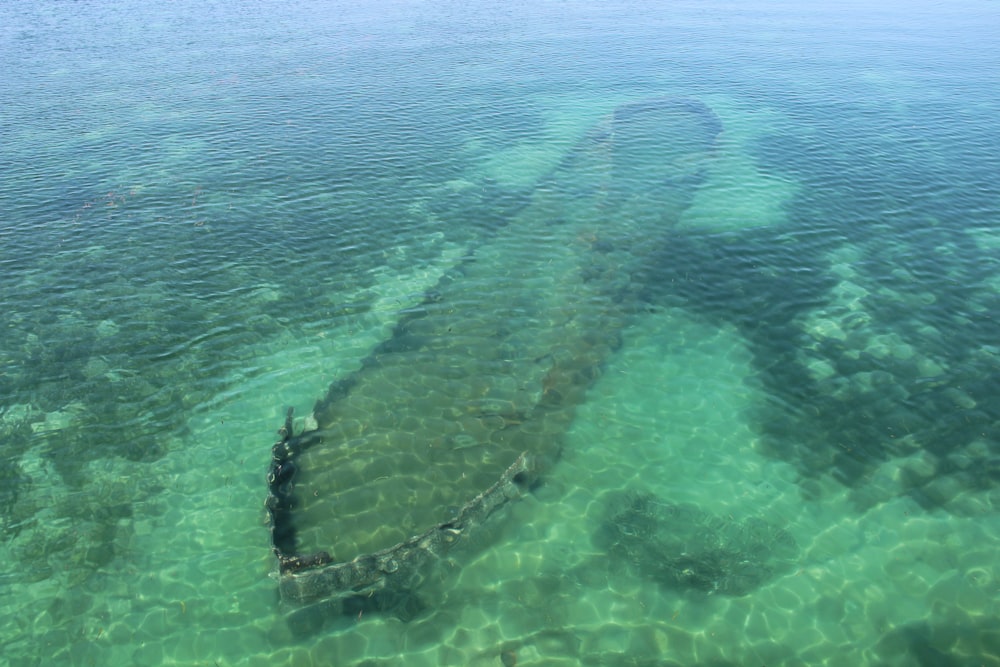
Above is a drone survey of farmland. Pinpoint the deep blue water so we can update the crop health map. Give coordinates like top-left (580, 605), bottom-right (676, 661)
top-left (2, 1), bottom-right (999, 665)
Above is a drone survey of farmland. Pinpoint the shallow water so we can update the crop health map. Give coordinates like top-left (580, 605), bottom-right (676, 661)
top-left (2, 1), bottom-right (999, 665)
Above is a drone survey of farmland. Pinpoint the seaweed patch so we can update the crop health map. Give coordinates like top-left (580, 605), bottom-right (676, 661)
top-left (594, 491), bottom-right (799, 596)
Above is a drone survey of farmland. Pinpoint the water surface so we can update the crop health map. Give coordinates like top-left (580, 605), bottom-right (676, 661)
top-left (2, 1), bottom-right (999, 665)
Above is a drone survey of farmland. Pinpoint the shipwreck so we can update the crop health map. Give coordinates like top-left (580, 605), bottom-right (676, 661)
top-left (264, 97), bottom-right (724, 618)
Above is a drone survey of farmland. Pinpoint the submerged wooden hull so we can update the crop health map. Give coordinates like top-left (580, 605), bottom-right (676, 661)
top-left (265, 97), bottom-right (722, 614)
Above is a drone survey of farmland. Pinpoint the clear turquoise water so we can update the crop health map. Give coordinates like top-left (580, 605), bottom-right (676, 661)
top-left (2, 1), bottom-right (999, 665)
